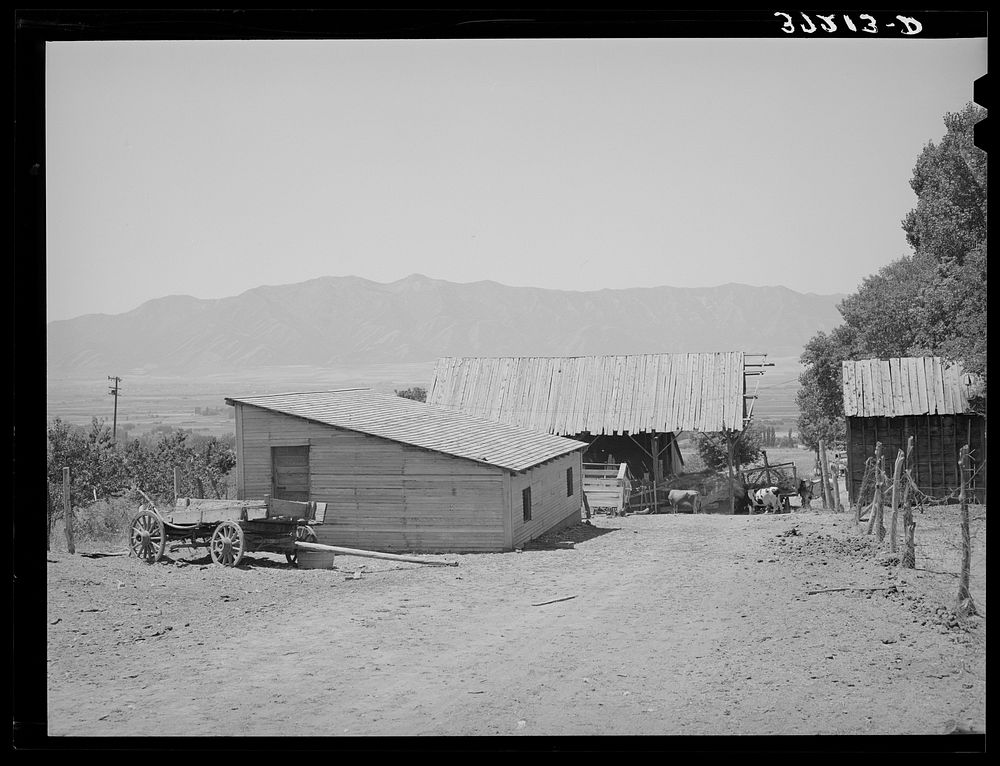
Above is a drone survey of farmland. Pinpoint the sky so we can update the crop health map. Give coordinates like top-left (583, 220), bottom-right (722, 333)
top-left (44, 35), bottom-right (986, 322)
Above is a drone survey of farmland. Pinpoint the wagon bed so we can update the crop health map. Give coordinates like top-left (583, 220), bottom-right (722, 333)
top-left (128, 496), bottom-right (327, 567)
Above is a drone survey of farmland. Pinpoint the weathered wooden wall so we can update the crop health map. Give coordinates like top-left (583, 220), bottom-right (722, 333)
top-left (846, 414), bottom-right (986, 504)
top-left (235, 404), bottom-right (509, 552)
top-left (429, 353), bottom-right (747, 435)
top-left (234, 404), bottom-right (584, 552)
top-left (510, 451), bottom-right (583, 549)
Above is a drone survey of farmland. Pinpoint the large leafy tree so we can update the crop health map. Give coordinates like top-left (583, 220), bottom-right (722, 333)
top-left (797, 102), bottom-right (986, 441)
top-left (795, 331), bottom-right (850, 453)
top-left (903, 103), bottom-right (987, 379)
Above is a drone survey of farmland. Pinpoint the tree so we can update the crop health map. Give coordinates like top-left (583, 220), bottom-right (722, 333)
top-left (395, 386), bottom-right (427, 402)
top-left (696, 426), bottom-right (763, 473)
top-left (796, 330), bottom-right (850, 454)
top-left (796, 102), bottom-right (986, 435)
top-left (191, 436), bottom-right (237, 499)
top-left (46, 417), bottom-right (128, 503)
top-left (902, 103), bottom-right (987, 382)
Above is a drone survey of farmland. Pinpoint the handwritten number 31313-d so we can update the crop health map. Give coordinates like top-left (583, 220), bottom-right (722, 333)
top-left (775, 13), bottom-right (922, 36)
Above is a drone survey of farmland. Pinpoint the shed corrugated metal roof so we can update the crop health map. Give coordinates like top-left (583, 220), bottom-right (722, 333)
top-left (842, 357), bottom-right (977, 417)
top-left (225, 388), bottom-right (587, 473)
top-left (427, 353), bottom-right (747, 434)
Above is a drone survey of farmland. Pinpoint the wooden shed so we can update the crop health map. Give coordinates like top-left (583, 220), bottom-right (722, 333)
top-left (842, 358), bottom-right (986, 504)
top-left (225, 388), bottom-right (588, 553)
top-left (428, 353), bottom-right (762, 511)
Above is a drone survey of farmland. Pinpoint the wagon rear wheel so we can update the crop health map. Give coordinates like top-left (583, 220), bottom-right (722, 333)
top-left (128, 508), bottom-right (166, 564)
top-left (210, 521), bottom-right (246, 567)
top-left (286, 525), bottom-right (318, 565)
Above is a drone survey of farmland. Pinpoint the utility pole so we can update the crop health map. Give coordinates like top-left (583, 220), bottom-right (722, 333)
top-left (108, 376), bottom-right (121, 443)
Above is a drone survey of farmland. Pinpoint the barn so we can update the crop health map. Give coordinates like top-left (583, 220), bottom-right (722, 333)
top-left (224, 388), bottom-right (588, 552)
top-left (427, 352), bottom-right (763, 512)
top-left (841, 357), bottom-right (986, 504)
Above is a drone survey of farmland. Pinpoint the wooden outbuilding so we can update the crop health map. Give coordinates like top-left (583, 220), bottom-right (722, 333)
top-left (225, 388), bottom-right (588, 552)
top-left (841, 358), bottom-right (986, 504)
top-left (428, 352), bottom-right (764, 512)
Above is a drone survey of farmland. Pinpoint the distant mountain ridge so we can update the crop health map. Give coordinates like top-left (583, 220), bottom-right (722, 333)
top-left (46, 274), bottom-right (846, 376)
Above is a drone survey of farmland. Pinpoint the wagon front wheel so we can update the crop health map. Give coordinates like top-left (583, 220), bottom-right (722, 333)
top-left (210, 521), bottom-right (246, 567)
top-left (128, 508), bottom-right (166, 564)
top-left (286, 525), bottom-right (318, 565)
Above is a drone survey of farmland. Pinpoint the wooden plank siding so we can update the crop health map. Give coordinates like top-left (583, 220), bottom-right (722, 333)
top-left (843, 358), bottom-right (981, 418)
top-left (235, 404), bottom-right (505, 552)
top-left (428, 352), bottom-right (747, 435)
top-left (846, 414), bottom-right (986, 504)
top-left (842, 357), bottom-right (984, 504)
top-left (232, 403), bottom-right (585, 553)
top-left (510, 451), bottom-right (582, 549)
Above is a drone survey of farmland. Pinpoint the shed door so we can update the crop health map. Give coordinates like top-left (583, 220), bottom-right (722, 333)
top-left (272, 446), bottom-right (310, 501)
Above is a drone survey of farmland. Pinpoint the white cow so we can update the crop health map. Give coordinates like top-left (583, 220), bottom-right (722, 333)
top-left (666, 489), bottom-right (701, 513)
top-left (753, 486), bottom-right (783, 514)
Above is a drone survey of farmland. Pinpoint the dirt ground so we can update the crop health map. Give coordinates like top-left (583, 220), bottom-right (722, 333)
top-left (44, 502), bottom-right (985, 741)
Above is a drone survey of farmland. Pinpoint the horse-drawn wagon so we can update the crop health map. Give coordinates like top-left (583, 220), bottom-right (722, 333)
top-left (127, 494), bottom-right (325, 567)
top-left (739, 451), bottom-right (800, 513)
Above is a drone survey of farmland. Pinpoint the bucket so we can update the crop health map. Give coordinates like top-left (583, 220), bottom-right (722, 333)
top-left (295, 550), bottom-right (336, 570)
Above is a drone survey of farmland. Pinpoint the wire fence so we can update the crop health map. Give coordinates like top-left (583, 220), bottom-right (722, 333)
top-left (851, 447), bottom-right (986, 512)
top-left (849, 439), bottom-right (985, 618)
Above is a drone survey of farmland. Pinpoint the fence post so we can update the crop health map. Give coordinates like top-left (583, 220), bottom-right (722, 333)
top-left (888, 449), bottom-right (904, 554)
top-left (956, 444), bottom-right (978, 617)
top-left (865, 442), bottom-right (883, 532)
top-left (853, 456), bottom-right (873, 525)
top-left (46, 482), bottom-right (53, 551)
top-left (173, 466), bottom-right (180, 503)
top-left (62, 467), bottom-right (75, 555)
top-left (901, 436), bottom-right (916, 569)
top-left (818, 441), bottom-right (831, 510)
top-left (830, 452), bottom-right (843, 512)
top-left (874, 454), bottom-right (886, 543)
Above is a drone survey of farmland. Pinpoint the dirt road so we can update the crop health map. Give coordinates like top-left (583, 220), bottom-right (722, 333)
top-left (45, 506), bottom-right (985, 738)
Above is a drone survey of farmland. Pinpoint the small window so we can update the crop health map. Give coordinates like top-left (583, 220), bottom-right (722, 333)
top-left (566, 467), bottom-right (574, 497)
top-left (522, 487), bottom-right (532, 522)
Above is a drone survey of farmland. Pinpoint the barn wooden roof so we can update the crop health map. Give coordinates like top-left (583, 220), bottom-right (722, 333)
top-left (841, 358), bottom-right (978, 418)
top-left (427, 353), bottom-right (748, 435)
top-left (225, 388), bottom-right (587, 473)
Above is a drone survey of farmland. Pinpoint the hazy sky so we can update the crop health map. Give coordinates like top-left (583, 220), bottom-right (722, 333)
top-left (45, 37), bottom-right (985, 322)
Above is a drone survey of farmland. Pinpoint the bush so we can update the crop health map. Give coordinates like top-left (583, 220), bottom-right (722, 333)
top-left (695, 427), bottom-right (763, 473)
top-left (395, 387), bottom-right (427, 402)
top-left (46, 419), bottom-right (237, 546)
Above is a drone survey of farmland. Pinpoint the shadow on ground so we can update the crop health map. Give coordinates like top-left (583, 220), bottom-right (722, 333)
top-left (521, 521), bottom-right (619, 550)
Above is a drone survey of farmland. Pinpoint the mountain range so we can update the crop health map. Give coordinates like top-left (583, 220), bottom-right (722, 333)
top-left (46, 274), bottom-right (846, 377)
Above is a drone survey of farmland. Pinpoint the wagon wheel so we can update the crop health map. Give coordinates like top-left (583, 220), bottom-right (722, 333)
top-left (210, 521), bottom-right (246, 567)
top-left (128, 507), bottom-right (166, 564)
top-left (286, 525), bottom-right (318, 565)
